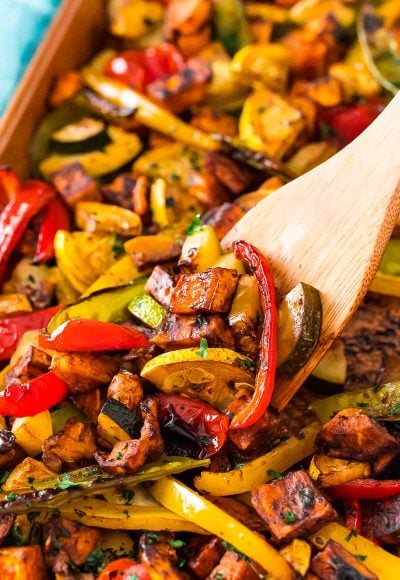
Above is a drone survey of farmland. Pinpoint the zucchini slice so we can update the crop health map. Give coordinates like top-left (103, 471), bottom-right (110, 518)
top-left (39, 126), bottom-right (142, 179)
top-left (98, 398), bottom-right (141, 445)
top-left (277, 282), bottom-right (322, 377)
top-left (128, 293), bottom-right (166, 329)
top-left (308, 340), bottom-right (346, 394)
top-left (51, 118), bottom-right (111, 154)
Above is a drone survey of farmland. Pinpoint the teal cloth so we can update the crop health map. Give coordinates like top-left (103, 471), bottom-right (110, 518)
top-left (0, 0), bottom-right (62, 115)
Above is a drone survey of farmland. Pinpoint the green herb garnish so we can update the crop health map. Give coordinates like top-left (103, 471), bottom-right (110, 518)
top-left (112, 233), bottom-right (125, 257)
top-left (170, 539), bottom-right (186, 549)
top-left (267, 469), bottom-right (282, 479)
top-left (196, 338), bottom-right (208, 359)
top-left (187, 214), bottom-right (203, 235)
top-left (345, 529), bottom-right (358, 542)
top-left (283, 511), bottom-right (297, 523)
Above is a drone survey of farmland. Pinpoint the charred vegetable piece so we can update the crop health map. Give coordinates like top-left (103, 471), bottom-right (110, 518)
top-left (47, 278), bottom-right (146, 332)
top-left (42, 418), bottom-right (97, 472)
top-left (51, 402), bottom-right (89, 434)
top-left (40, 126), bottom-right (142, 180)
top-left (179, 225), bottom-right (221, 272)
top-left (251, 470), bottom-right (337, 542)
top-left (0, 373), bottom-right (68, 418)
top-left (141, 347), bottom-right (254, 410)
top-left (125, 235), bottom-right (181, 271)
top-left (309, 523), bottom-right (400, 580)
top-left (213, 0), bottom-right (252, 56)
top-left (151, 476), bottom-right (295, 579)
top-left (195, 422), bottom-right (320, 495)
top-left (311, 539), bottom-right (377, 580)
top-left (280, 539), bottom-right (311, 578)
top-left (75, 201), bottom-right (142, 237)
top-left (0, 545), bottom-right (46, 579)
top-left (277, 282), bottom-right (322, 377)
top-left (228, 275), bottom-right (261, 359)
top-left (128, 293), bottom-right (166, 329)
top-left (98, 398), bottom-right (142, 444)
top-left (170, 268), bottom-right (238, 315)
top-left (50, 351), bottom-right (119, 394)
top-left (310, 382), bottom-right (400, 424)
top-left (0, 293), bottom-right (32, 317)
top-left (12, 411), bottom-right (53, 457)
top-left (50, 117), bottom-right (111, 154)
top-left (50, 162), bottom-right (100, 208)
top-left (138, 531), bottom-right (183, 579)
top-left (309, 454), bottom-right (370, 488)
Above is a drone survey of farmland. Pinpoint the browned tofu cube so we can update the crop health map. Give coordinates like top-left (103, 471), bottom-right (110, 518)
top-left (0, 545), bottom-right (46, 580)
top-left (170, 268), bottom-right (238, 315)
top-left (186, 536), bottom-right (224, 579)
top-left (209, 551), bottom-right (260, 580)
top-left (44, 515), bottom-right (100, 568)
top-left (205, 152), bottom-right (258, 195)
top-left (151, 313), bottom-right (234, 349)
top-left (363, 494), bottom-right (400, 542)
top-left (125, 235), bottom-right (181, 271)
top-left (202, 203), bottom-right (246, 241)
top-left (101, 173), bottom-right (136, 210)
top-left (51, 162), bottom-right (100, 208)
top-left (145, 266), bottom-right (175, 308)
top-left (251, 470), bottom-right (337, 542)
top-left (4, 345), bottom-right (51, 387)
top-left (317, 408), bottom-right (399, 470)
top-left (107, 370), bottom-right (143, 410)
top-left (311, 540), bottom-right (377, 580)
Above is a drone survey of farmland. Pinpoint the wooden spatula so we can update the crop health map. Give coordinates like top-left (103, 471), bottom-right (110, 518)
top-left (222, 92), bottom-right (400, 411)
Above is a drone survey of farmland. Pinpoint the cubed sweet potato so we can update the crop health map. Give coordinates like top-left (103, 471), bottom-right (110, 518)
top-left (145, 265), bottom-right (175, 308)
top-left (139, 531), bottom-right (182, 578)
top-left (170, 267), bottom-right (238, 314)
top-left (51, 352), bottom-right (119, 394)
top-left (0, 545), bottom-right (46, 580)
top-left (147, 58), bottom-right (212, 113)
top-left (191, 107), bottom-right (238, 137)
top-left (51, 162), bottom-right (100, 208)
top-left (151, 313), bottom-right (235, 349)
top-left (311, 540), bottom-right (377, 580)
top-left (101, 173), bottom-right (136, 210)
top-left (317, 408), bottom-right (399, 471)
top-left (208, 551), bottom-right (260, 580)
top-left (252, 470), bottom-right (337, 541)
top-left (202, 203), bottom-right (245, 241)
top-left (205, 152), bottom-right (259, 196)
top-left (186, 536), bottom-right (225, 578)
top-left (44, 515), bottom-right (100, 570)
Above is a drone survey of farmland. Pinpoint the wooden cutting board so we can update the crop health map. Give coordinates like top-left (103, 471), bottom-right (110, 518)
top-left (0, 0), bottom-right (107, 176)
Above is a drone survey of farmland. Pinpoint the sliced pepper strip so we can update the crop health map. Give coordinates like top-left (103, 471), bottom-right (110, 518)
top-left (194, 421), bottom-right (319, 495)
top-left (0, 306), bottom-right (61, 361)
top-left (34, 197), bottom-right (70, 264)
top-left (151, 476), bottom-right (294, 580)
top-left (344, 498), bottom-right (363, 535)
top-left (0, 180), bottom-right (55, 281)
top-left (231, 240), bottom-right (277, 428)
top-left (0, 371), bottom-right (68, 417)
top-left (309, 522), bottom-right (400, 580)
top-left (328, 479), bottom-right (400, 500)
top-left (39, 318), bottom-right (149, 351)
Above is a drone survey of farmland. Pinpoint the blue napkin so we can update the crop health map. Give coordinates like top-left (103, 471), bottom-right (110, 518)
top-left (0, 0), bottom-right (62, 116)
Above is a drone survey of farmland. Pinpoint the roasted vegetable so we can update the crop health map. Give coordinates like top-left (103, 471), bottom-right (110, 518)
top-left (128, 293), bottom-right (166, 328)
top-left (98, 398), bottom-right (141, 445)
top-left (309, 454), bottom-right (371, 487)
top-left (179, 225), bottom-right (221, 272)
top-left (0, 546), bottom-right (46, 580)
top-left (50, 117), bottom-right (111, 154)
top-left (75, 201), bottom-right (142, 237)
top-left (11, 412), bottom-right (53, 457)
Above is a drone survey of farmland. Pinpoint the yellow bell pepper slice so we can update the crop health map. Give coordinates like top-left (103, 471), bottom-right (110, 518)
top-left (82, 254), bottom-right (142, 297)
top-left (151, 476), bottom-right (294, 580)
top-left (75, 202), bottom-right (142, 237)
top-left (280, 539), bottom-right (311, 577)
top-left (195, 421), bottom-right (320, 495)
top-left (309, 523), bottom-right (400, 580)
top-left (60, 497), bottom-right (205, 533)
top-left (84, 73), bottom-right (218, 152)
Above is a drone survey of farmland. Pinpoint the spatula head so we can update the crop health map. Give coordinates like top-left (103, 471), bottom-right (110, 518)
top-left (223, 102), bottom-right (400, 410)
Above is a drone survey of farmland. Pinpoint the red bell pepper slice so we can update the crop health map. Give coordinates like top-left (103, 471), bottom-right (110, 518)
top-left (98, 559), bottom-right (150, 580)
top-left (230, 240), bottom-right (277, 429)
top-left (33, 197), bottom-right (70, 264)
top-left (0, 305), bottom-right (61, 361)
top-left (344, 498), bottom-right (363, 535)
top-left (0, 179), bottom-right (55, 282)
top-left (329, 479), bottom-right (400, 500)
top-left (320, 99), bottom-right (385, 145)
top-left (39, 318), bottom-right (150, 351)
top-left (157, 393), bottom-right (229, 458)
top-left (104, 43), bottom-right (184, 93)
top-left (0, 371), bottom-right (68, 417)
top-left (0, 167), bottom-right (21, 208)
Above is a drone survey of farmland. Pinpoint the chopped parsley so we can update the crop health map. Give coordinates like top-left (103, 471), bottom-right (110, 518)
top-left (27, 274), bottom-right (36, 284)
top-left (320, 121), bottom-right (334, 140)
top-left (85, 547), bottom-right (105, 573)
top-left (52, 538), bottom-right (61, 550)
top-left (355, 555), bottom-right (368, 562)
top-left (196, 337), bottom-right (208, 359)
top-left (27, 511), bottom-right (40, 523)
top-left (0, 470), bottom-right (10, 486)
top-left (122, 489), bottom-right (135, 504)
top-left (5, 492), bottom-right (18, 501)
top-left (27, 476), bottom-right (35, 484)
top-left (390, 403), bottom-right (400, 415)
top-left (187, 213), bottom-right (203, 235)
top-left (170, 539), bottom-right (186, 549)
top-left (282, 511), bottom-right (297, 524)
top-left (356, 402), bottom-right (368, 408)
top-left (171, 172), bottom-right (181, 182)
top-left (11, 525), bottom-right (25, 546)
top-left (345, 529), bottom-right (358, 542)
top-left (267, 469), bottom-right (282, 479)
top-left (55, 473), bottom-right (78, 490)
top-left (112, 233), bottom-right (126, 257)
top-left (116, 451), bottom-right (123, 460)
top-left (234, 357), bottom-right (256, 371)
top-left (147, 532), bottom-right (159, 544)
